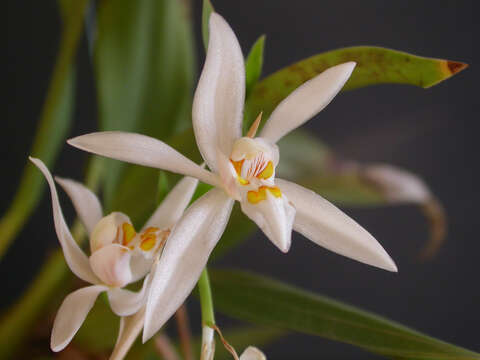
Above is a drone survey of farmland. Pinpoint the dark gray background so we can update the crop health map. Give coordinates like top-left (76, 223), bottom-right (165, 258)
top-left (4, 0), bottom-right (479, 359)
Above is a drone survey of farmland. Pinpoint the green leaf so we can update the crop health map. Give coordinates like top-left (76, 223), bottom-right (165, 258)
top-left (210, 269), bottom-right (480, 360)
top-left (245, 46), bottom-right (468, 126)
top-left (211, 204), bottom-right (256, 260)
top-left (298, 174), bottom-right (385, 207)
top-left (74, 295), bottom-right (119, 351)
top-left (0, 252), bottom-right (71, 359)
top-left (276, 130), bottom-right (330, 179)
top-left (202, 0), bottom-right (214, 50)
top-left (245, 35), bottom-right (266, 100)
top-left (95, 0), bottom-right (195, 225)
top-left (0, 0), bottom-right (88, 257)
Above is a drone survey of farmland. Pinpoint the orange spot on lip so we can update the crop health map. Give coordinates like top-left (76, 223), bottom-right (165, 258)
top-left (247, 185), bottom-right (282, 204)
top-left (140, 235), bottom-right (156, 251)
top-left (122, 223), bottom-right (136, 246)
top-left (231, 159), bottom-right (250, 185)
top-left (257, 161), bottom-right (274, 180)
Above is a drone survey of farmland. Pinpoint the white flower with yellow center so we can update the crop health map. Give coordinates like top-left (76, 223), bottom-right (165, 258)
top-left (30, 157), bottom-right (198, 355)
top-left (67, 13), bottom-right (397, 342)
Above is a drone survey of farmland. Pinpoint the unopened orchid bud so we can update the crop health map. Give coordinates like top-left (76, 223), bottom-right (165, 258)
top-left (240, 346), bottom-right (267, 360)
top-left (362, 164), bottom-right (432, 204)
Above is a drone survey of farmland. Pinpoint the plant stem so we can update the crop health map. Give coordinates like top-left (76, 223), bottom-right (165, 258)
top-left (198, 267), bottom-right (215, 327)
top-left (198, 267), bottom-right (216, 360)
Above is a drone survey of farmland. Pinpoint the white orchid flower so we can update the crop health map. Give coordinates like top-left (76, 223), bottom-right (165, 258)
top-left (67, 13), bottom-right (397, 341)
top-left (30, 157), bottom-right (198, 356)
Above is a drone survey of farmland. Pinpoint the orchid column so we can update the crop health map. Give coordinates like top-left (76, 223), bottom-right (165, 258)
top-left (68, 12), bottom-right (397, 343)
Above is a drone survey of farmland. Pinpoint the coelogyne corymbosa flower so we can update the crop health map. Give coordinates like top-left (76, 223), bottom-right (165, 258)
top-left (67, 13), bottom-right (397, 342)
top-left (30, 157), bottom-right (198, 354)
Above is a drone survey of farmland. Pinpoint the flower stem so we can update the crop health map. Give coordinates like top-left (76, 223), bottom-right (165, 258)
top-left (198, 267), bottom-right (215, 360)
top-left (198, 267), bottom-right (215, 326)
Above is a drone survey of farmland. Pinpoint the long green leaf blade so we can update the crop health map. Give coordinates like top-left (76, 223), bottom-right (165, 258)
top-left (95, 0), bottom-right (195, 224)
top-left (202, 0), bottom-right (214, 50)
top-left (210, 269), bottom-right (480, 360)
top-left (245, 35), bottom-right (266, 99)
top-left (0, 0), bottom-right (88, 257)
top-left (246, 46), bottom-right (467, 125)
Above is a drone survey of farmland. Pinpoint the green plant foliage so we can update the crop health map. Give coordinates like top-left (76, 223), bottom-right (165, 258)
top-left (245, 46), bottom-right (468, 126)
top-left (0, 0), bottom-right (88, 258)
top-left (245, 35), bottom-right (266, 100)
top-left (299, 174), bottom-right (385, 206)
top-left (0, 252), bottom-right (71, 359)
top-left (210, 269), bottom-right (480, 360)
top-left (74, 296), bottom-right (119, 351)
top-left (202, 0), bottom-right (214, 50)
top-left (95, 0), bottom-right (195, 226)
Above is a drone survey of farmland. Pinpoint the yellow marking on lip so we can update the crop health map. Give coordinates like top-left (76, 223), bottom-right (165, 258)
top-left (268, 185), bottom-right (282, 198)
top-left (257, 161), bottom-right (274, 180)
top-left (142, 227), bottom-right (159, 235)
top-left (122, 223), bottom-right (136, 246)
top-left (231, 159), bottom-right (250, 185)
top-left (247, 185), bottom-right (282, 204)
top-left (140, 235), bottom-right (156, 251)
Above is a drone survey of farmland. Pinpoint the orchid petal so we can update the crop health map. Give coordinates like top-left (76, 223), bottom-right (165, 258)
top-left (260, 62), bottom-right (356, 143)
top-left (240, 346), bottom-right (267, 360)
top-left (29, 157), bottom-right (99, 284)
top-left (110, 307), bottom-right (145, 360)
top-left (130, 255), bottom-right (154, 282)
top-left (239, 186), bottom-right (295, 253)
top-left (276, 179), bottom-right (397, 272)
top-left (89, 243), bottom-right (133, 287)
top-left (143, 176), bottom-right (199, 230)
top-left (55, 177), bottom-right (103, 235)
top-left (108, 275), bottom-right (150, 316)
top-left (143, 189), bottom-right (234, 342)
top-left (51, 284), bottom-right (108, 352)
top-left (192, 13), bottom-right (245, 171)
top-left (90, 212), bottom-right (131, 253)
top-left (68, 132), bottom-right (220, 187)
top-left (216, 147), bottom-right (240, 200)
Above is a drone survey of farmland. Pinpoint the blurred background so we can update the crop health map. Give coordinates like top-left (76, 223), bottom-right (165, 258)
top-left (4, 0), bottom-right (478, 359)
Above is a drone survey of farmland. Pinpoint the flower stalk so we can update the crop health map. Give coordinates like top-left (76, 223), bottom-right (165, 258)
top-left (199, 267), bottom-right (216, 360)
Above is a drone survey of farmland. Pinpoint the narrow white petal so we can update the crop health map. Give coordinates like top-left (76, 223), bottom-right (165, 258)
top-left (261, 62), bottom-right (356, 143)
top-left (55, 177), bottom-right (103, 235)
top-left (192, 13), bottom-right (245, 171)
top-left (240, 187), bottom-right (295, 253)
top-left (51, 285), bottom-right (108, 352)
top-left (240, 346), bottom-right (267, 360)
top-left (107, 275), bottom-right (150, 316)
top-left (143, 189), bottom-right (234, 342)
top-left (68, 132), bottom-right (220, 187)
top-left (276, 179), bottom-right (397, 272)
top-left (110, 307), bottom-right (145, 360)
top-left (143, 176), bottom-right (199, 230)
top-left (89, 244), bottom-right (133, 287)
top-left (29, 157), bottom-right (99, 284)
